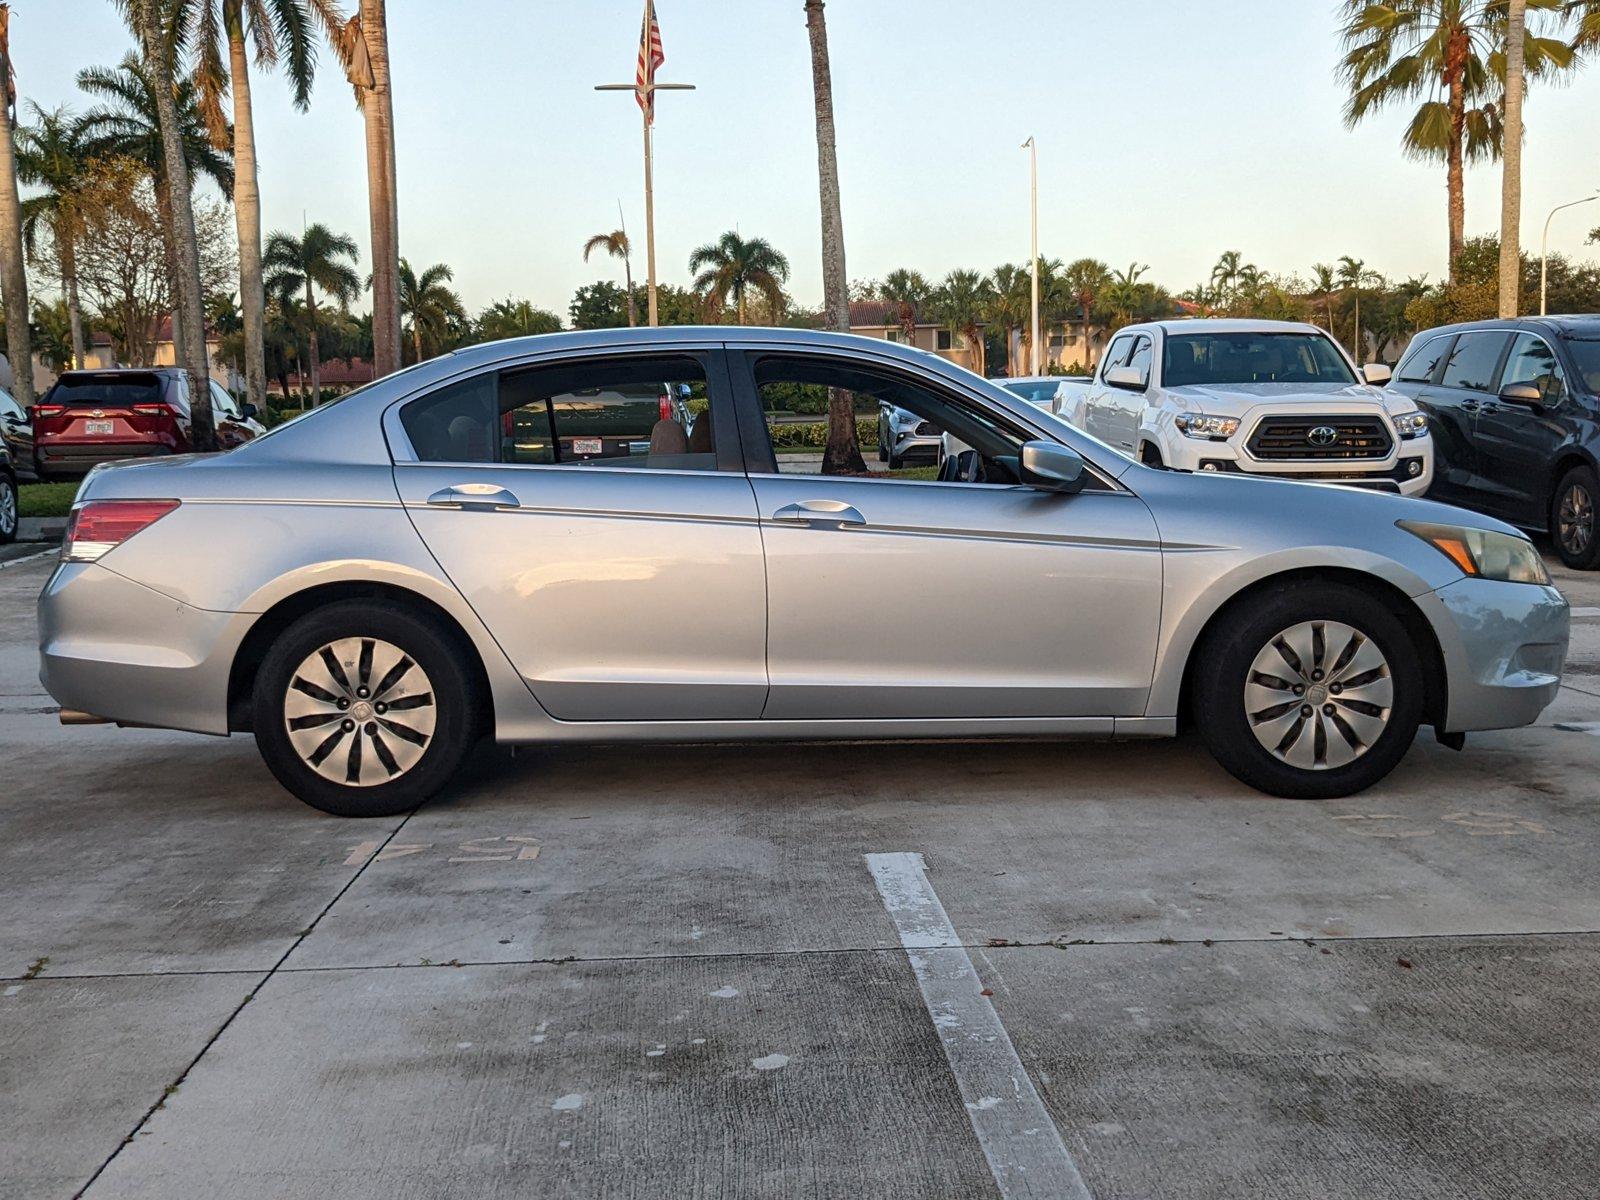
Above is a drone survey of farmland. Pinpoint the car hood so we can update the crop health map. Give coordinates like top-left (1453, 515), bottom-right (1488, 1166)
top-left (1166, 382), bottom-right (1412, 416)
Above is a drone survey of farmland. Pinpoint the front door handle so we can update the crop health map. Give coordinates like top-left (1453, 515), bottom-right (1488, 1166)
top-left (772, 499), bottom-right (866, 526)
top-left (426, 483), bottom-right (521, 511)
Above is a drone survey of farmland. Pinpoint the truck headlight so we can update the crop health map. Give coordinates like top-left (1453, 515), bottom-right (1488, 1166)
top-left (1173, 413), bottom-right (1240, 439)
top-left (1393, 411), bottom-right (1429, 438)
top-left (1398, 520), bottom-right (1550, 585)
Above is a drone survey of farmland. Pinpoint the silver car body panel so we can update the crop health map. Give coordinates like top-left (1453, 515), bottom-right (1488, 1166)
top-left (39, 327), bottom-right (1567, 745)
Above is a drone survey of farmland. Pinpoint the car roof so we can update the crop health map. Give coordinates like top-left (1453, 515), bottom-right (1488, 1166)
top-left (55, 367), bottom-right (182, 381)
top-left (1408, 315), bottom-right (1600, 340)
top-left (1117, 318), bottom-right (1328, 336)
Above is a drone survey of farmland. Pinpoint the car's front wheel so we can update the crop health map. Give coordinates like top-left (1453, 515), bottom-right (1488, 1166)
top-left (1552, 465), bottom-right (1600, 570)
top-left (252, 601), bottom-right (482, 817)
top-left (1193, 582), bottom-right (1423, 799)
top-left (0, 470), bottom-right (16, 544)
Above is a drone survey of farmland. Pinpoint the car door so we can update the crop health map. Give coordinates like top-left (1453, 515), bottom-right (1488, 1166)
top-left (732, 348), bottom-right (1163, 721)
top-left (1472, 331), bottom-right (1572, 527)
top-left (1081, 334), bottom-right (1134, 447)
top-left (1393, 333), bottom-right (1469, 500)
top-left (389, 347), bottom-right (769, 721)
top-left (0, 390), bottom-right (34, 480)
top-left (1431, 330), bottom-right (1513, 516)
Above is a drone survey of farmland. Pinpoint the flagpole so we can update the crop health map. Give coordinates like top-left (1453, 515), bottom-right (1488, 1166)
top-left (643, 105), bottom-right (657, 326)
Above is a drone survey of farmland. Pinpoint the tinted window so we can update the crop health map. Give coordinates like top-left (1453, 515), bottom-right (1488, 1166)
top-left (1126, 336), bottom-right (1152, 381)
top-left (1440, 332), bottom-right (1510, 392)
top-left (209, 382), bottom-right (240, 418)
top-left (1100, 336), bottom-right (1134, 378)
top-left (1002, 380), bottom-right (1059, 404)
top-left (402, 356), bottom-right (716, 470)
top-left (1162, 332), bottom-right (1356, 387)
top-left (1561, 338), bottom-right (1600, 394)
top-left (45, 373), bottom-right (163, 407)
top-left (1398, 335), bottom-right (1451, 383)
top-left (1501, 334), bottom-right (1567, 405)
top-left (753, 355), bottom-right (1025, 484)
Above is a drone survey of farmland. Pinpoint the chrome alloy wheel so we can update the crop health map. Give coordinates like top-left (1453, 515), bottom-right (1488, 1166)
top-left (1243, 620), bottom-right (1393, 771)
top-left (283, 637), bottom-right (437, 786)
top-left (0, 478), bottom-right (15, 537)
top-left (1559, 483), bottom-right (1594, 558)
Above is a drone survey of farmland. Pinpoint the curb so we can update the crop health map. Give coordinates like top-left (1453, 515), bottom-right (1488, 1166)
top-left (18, 517), bottom-right (67, 544)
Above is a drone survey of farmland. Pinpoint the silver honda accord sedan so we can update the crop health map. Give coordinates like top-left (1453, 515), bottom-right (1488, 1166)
top-left (38, 327), bottom-right (1568, 817)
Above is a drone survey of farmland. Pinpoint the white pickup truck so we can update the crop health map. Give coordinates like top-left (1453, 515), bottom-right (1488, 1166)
top-left (1055, 319), bottom-right (1434, 496)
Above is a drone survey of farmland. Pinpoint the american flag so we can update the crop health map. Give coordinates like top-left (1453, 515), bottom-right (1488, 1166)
top-left (636, 0), bottom-right (665, 125)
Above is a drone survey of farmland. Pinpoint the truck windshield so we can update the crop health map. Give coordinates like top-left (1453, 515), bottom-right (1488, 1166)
top-left (1163, 333), bottom-right (1357, 388)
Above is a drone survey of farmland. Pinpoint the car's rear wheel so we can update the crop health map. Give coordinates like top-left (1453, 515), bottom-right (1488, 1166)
top-left (0, 471), bottom-right (16, 544)
top-left (253, 601), bottom-right (481, 817)
top-left (1552, 465), bottom-right (1600, 570)
top-left (1193, 582), bottom-right (1423, 799)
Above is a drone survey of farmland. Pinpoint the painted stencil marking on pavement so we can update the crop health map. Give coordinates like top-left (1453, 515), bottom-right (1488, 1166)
top-left (866, 851), bottom-right (1093, 1200)
top-left (342, 836), bottom-right (542, 866)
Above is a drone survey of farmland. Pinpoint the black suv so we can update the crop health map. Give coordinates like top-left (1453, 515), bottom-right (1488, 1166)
top-left (1388, 315), bottom-right (1600, 568)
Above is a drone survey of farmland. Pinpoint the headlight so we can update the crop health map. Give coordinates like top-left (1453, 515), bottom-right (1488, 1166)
top-left (1173, 413), bottom-right (1240, 439)
top-left (1398, 520), bottom-right (1550, 585)
top-left (1392, 411), bottom-right (1429, 438)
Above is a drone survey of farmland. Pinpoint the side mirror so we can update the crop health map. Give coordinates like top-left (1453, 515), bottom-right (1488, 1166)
top-left (1498, 382), bottom-right (1544, 410)
top-left (1019, 440), bottom-right (1087, 493)
top-left (1105, 365), bottom-right (1146, 391)
top-left (241, 402), bottom-right (258, 420)
top-left (1362, 362), bottom-right (1393, 385)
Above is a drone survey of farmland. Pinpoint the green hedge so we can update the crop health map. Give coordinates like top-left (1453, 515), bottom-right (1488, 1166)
top-left (768, 417), bottom-right (879, 450)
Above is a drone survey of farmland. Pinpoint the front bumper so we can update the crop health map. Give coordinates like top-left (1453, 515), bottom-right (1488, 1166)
top-left (1162, 433), bottom-right (1433, 496)
top-left (38, 560), bottom-right (245, 735)
top-left (890, 430), bottom-right (942, 461)
top-left (1419, 577), bottom-right (1569, 732)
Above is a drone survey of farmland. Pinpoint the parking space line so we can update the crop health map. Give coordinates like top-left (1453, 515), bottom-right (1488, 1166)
top-left (866, 852), bottom-right (1092, 1200)
top-left (0, 549), bottom-right (57, 571)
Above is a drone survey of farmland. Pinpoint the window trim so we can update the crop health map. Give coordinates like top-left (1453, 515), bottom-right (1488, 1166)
top-left (726, 346), bottom-right (1121, 494)
top-left (391, 346), bottom-right (744, 475)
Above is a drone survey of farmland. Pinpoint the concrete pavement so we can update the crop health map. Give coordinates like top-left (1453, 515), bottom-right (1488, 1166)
top-left (3, 549), bottom-right (1599, 1198)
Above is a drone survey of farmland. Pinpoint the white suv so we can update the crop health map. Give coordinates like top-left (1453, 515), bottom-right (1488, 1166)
top-left (1059, 319), bottom-right (1433, 496)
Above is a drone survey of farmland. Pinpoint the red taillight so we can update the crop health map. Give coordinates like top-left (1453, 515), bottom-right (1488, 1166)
top-left (32, 403), bottom-right (64, 420)
top-left (659, 393), bottom-right (671, 422)
top-left (62, 500), bottom-right (180, 563)
top-left (131, 403), bottom-right (169, 416)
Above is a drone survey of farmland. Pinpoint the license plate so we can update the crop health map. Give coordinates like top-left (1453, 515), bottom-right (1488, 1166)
top-left (572, 437), bottom-right (603, 456)
top-left (84, 420), bottom-right (114, 435)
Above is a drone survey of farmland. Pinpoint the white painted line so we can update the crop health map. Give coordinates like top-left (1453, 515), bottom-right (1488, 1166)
top-left (0, 548), bottom-right (56, 571)
top-left (867, 852), bottom-right (1092, 1200)
top-left (1570, 606), bottom-right (1600, 619)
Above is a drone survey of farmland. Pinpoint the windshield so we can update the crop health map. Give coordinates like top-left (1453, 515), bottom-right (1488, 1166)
top-left (1561, 338), bottom-right (1600, 394)
top-left (1003, 380), bottom-right (1059, 405)
top-left (1163, 332), bottom-right (1357, 388)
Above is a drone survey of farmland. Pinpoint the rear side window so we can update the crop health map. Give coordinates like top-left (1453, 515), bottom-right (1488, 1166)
top-left (402, 355), bottom-right (717, 470)
top-left (1397, 335), bottom-right (1451, 383)
top-left (1440, 332), bottom-right (1510, 392)
top-left (45, 374), bottom-right (163, 407)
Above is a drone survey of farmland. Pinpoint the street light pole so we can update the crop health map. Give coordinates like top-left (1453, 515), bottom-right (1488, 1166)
top-left (1541, 192), bottom-right (1599, 316)
top-left (1023, 136), bottom-right (1039, 376)
top-left (596, 78), bottom-right (695, 326)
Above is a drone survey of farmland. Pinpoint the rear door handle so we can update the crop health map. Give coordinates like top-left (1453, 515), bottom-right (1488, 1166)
top-left (426, 483), bottom-right (521, 510)
top-left (771, 499), bottom-right (866, 526)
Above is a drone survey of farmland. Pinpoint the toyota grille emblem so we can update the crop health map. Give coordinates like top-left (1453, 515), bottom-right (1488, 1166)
top-left (1307, 425), bottom-right (1339, 447)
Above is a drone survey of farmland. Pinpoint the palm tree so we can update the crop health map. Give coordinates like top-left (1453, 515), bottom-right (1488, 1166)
top-left (932, 269), bottom-right (995, 376)
top-left (881, 267), bottom-right (930, 345)
top-left (77, 53), bottom-right (233, 402)
top-left (109, 1), bottom-right (218, 447)
top-left (1337, 256), bottom-right (1383, 364)
top-left (397, 258), bottom-right (465, 364)
top-left (187, 0), bottom-right (341, 421)
top-left (987, 264), bottom-right (1030, 373)
top-left (1339, 0), bottom-right (1572, 280)
top-left (1209, 250), bottom-right (1260, 308)
top-left (688, 231), bottom-right (790, 325)
top-left (1501, 0), bottom-right (1528, 317)
top-left (16, 105), bottom-right (93, 368)
top-left (804, 0), bottom-right (863, 474)
top-left (476, 298), bottom-right (561, 340)
top-left (0, 6), bottom-right (34, 407)
top-left (263, 223), bottom-right (360, 406)
top-left (582, 229), bottom-right (635, 326)
top-left (1062, 258), bottom-right (1111, 368)
top-left (321, 0), bottom-right (400, 378)
top-left (1104, 262), bottom-right (1150, 330)
top-left (1311, 262), bottom-right (1340, 332)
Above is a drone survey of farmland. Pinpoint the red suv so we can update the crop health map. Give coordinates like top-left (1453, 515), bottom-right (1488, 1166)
top-left (32, 368), bottom-right (264, 479)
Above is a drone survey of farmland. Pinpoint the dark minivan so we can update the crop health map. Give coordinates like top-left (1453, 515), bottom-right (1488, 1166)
top-left (1388, 315), bottom-right (1600, 568)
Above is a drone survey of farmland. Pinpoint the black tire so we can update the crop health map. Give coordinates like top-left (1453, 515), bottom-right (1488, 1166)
top-left (1193, 582), bottom-right (1424, 799)
top-left (1551, 465), bottom-right (1600, 570)
top-left (252, 600), bottom-right (482, 817)
top-left (888, 448), bottom-right (904, 470)
top-left (0, 470), bottom-right (16, 544)
top-left (876, 438), bottom-right (887, 463)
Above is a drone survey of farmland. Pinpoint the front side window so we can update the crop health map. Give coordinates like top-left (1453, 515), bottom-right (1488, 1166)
top-left (1440, 332), bottom-right (1510, 392)
top-left (209, 382), bottom-right (239, 419)
top-left (1398, 335), bottom-right (1451, 383)
top-left (752, 355), bottom-right (1026, 485)
top-left (1502, 333), bottom-right (1568, 405)
top-left (402, 355), bottom-right (717, 470)
top-left (1162, 332), bottom-right (1356, 387)
top-left (1125, 336), bottom-right (1153, 383)
top-left (1099, 336), bottom-right (1134, 379)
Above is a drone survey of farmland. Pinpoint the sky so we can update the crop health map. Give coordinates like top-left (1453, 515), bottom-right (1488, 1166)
top-left (21, 0), bottom-right (1600, 316)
